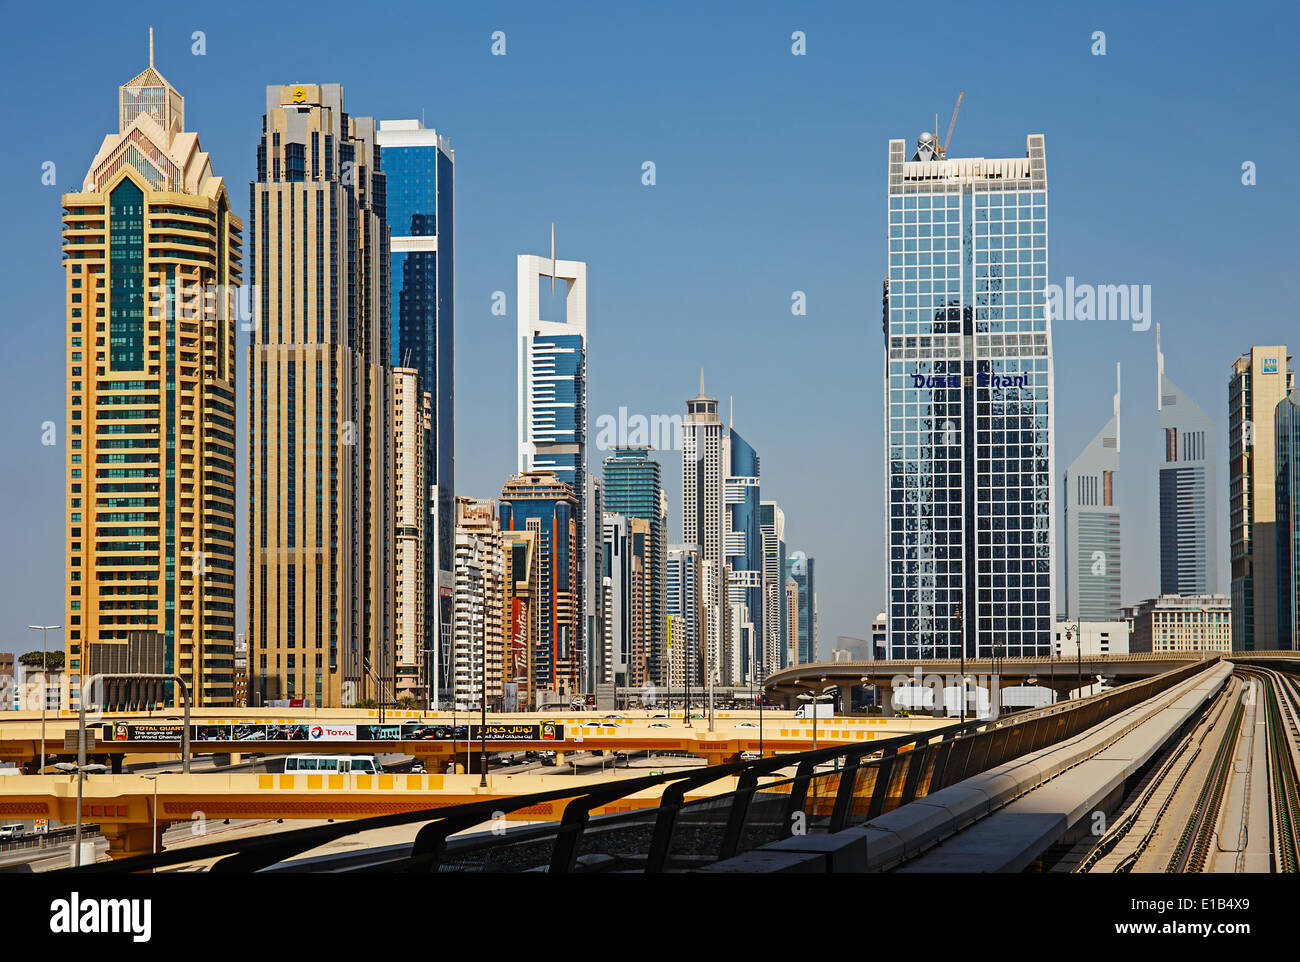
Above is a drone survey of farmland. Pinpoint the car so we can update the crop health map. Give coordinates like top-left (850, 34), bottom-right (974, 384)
top-left (689, 713), bottom-right (703, 719)
top-left (602, 714), bottom-right (625, 720)
top-left (740, 751), bottom-right (761, 761)
top-left (736, 722), bottom-right (759, 729)
top-left (651, 713), bottom-right (668, 718)
top-left (649, 723), bottom-right (671, 729)
top-left (539, 751), bottom-right (557, 767)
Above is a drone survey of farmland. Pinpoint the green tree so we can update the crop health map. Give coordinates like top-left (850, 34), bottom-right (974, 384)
top-left (396, 696), bottom-right (418, 709)
top-left (18, 650), bottom-right (64, 670)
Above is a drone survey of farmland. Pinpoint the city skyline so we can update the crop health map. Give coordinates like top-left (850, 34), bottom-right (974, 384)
top-left (4, 6), bottom-right (1299, 663)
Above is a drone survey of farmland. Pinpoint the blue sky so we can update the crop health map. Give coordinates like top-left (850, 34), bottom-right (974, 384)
top-left (1, 0), bottom-right (1297, 659)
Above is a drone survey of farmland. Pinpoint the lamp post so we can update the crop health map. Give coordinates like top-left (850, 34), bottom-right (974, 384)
top-left (142, 774), bottom-right (159, 872)
top-left (1064, 620), bottom-right (1081, 700)
top-left (26, 625), bottom-right (61, 774)
top-left (480, 601), bottom-right (488, 789)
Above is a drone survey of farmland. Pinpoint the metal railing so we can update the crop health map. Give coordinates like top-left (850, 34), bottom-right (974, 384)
top-left (62, 659), bottom-right (1216, 874)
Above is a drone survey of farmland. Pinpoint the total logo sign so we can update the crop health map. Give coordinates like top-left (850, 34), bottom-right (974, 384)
top-left (308, 724), bottom-right (357, 741)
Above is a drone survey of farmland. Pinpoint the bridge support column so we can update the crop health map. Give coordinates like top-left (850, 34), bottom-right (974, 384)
top-left (101, 821), bottom-right (170, 860)
top-left (110, 754), bottom-right (124, 774)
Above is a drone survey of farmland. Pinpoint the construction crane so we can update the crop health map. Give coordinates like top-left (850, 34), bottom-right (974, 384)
top-left (938, 91), bottom-right (965, 160)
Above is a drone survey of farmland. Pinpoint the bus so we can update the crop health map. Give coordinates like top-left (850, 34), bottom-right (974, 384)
top-left (283, 755), bottom-right (384, 775)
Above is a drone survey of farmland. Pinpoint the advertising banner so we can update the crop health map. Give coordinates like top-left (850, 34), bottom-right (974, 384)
top-left (308, 724), bottom-right (357, 741)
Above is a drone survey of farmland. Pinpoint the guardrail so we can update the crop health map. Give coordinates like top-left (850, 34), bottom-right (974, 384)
top-left (63, 659), bottom-right (1218, 874)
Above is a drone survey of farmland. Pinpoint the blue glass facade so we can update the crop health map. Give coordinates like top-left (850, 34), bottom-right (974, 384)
top-left (885, 135), bottom-right (1053, 660)
top-left (380, 125), bottom-right (455, 700)
top-left (726, 429), bottom-right (763, 678)
top-left (603, 448), bottom-right (666, 682)
top-left (526, 332), bottom-right (586, 491)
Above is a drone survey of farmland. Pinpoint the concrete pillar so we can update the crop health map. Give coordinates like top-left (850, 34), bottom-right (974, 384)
top-left (102, 821), bottom-right (169, 860)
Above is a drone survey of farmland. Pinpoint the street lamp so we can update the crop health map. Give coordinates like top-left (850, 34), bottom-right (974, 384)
top-left (796, 682), bottom-right (835, 757)
top-left (1063, 620), bottom-right (1082, 700)
top-left (142, 774), bottom-right (159, 872)
top-left (955, 605), bottom-right (965, 722)
top-left (55, 761), bottom-right (109, 867)
top-left (26, 625), bottom-right (61, 774)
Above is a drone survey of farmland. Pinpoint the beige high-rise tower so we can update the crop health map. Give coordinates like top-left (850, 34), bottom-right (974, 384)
top-left (63, 33), bottom-right (241, 707)
top-left (1229, 345), bottom-right (1295, 650)
top-left (247, 84), bottom-right (393, 707)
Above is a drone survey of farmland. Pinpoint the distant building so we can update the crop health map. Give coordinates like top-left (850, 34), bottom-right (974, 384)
top-left (667, 544), bottom-right (702, 687)
top-left (1229, 345), bottom-right (1294, 649)
top-left (1158, 326), bottom-right (1219, 598)
top-left (872, 612), bottom-right (888, 660)
top-left (456, 497), bottom-right (505, 709)
top-left (393, 369), bottom-right (430, 705)
top-left (760, 502), bottom-right (788, 673)
top-left (1052, 619), bottom-right (1130, 658)
top-left (502, 529), bottom-right (539, 710)
top-left (1124, 595), bottom-right (1231, 654)
top-left (602, 448), bottom-right (666, 684)
top-left (1063, 365), bottom-right (1122, 620)
top-left (785, 578), bottom-right (800, 665)
top-left (786, 554), bottom-right (817, 663)
top-left (499, 472), bottom-right (580, 700)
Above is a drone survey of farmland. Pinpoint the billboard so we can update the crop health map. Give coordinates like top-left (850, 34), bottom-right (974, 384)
top-left (308, 724), bottom-right (357, 741)
top-left (108, 723), bottom-right (185, 742)
top-left (510, 598), bottom-right (528, 679)
top-left (102, 720), bottom-right (564, 743)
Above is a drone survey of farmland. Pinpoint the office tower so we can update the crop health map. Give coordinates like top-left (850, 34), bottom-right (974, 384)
top-left (667, 544), bottom-right (702, 687)
top-left (1157, 325), bottom-right (1218, 597)
top-left (456, 497), bottom-right (505, 708)
top-left (1124, 594), bottom-right (1232, 654)
top-left (884, 132), bottom-right (1053, 660)
top-left (682, 374), bottom-right (725, 680)
top-left (725, 415), bottom-right (763, 684)
top-left (602, 447), bottom-right (666, 684)
top-left (785, 577), bottom-right (800, 665)
top-left (248, 84), bottom-right (393, 708)
top-left (63, 37), bottom-right (241, 706)
top-left (585, 472), bottom-right (603, 693)
top-left (376, 119), bottom-right (455, 707)
top-left (501, 528), bottom-right (538, 710)
top-left (1063, 364), bottom-right (1122, 621)
top-left (1275, 392), bottom-right (1300, 649)
top-left (602, 512), bottom-right (631, 685)
top-left (499, 472), bottom-right (580, 702)
top-left (786, 554), bottom-right (817, 663)
top-left (760, 502), bottom-right (788, 673)
top-left (393, 369), bottom-right (429, 703)
top-left (1230, 346), bottom-right (1294, 650)
top-left (517, 250), bottom-right (588, 691)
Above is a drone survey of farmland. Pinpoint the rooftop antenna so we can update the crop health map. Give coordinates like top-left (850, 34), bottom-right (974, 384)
top-left (149, 25), bottom-right (154, 67)
top-left (729, 395), bottom-right (734, 428)
top-left (699, 368), bottom-right (705, 396)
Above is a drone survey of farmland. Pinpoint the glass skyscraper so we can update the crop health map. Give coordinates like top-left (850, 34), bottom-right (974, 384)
top-left (885, 133), bottom-right (1053, 660)
top-left (602, 447), bottom-right (666, 684)
top-left (376, 120), bottom-right (454, 707)
top-left (725, 426), bottom-right (763, 681)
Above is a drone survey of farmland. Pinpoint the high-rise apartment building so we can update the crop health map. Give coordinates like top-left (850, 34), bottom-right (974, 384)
top-left (1063, 364), bottom-right (1121, 620)
top-left (393, 368), bottom-right (429, 704)
top-left (666, 544), bottom-right (702, 687)
top-left (1230, 346), bottom-right (1294, 650)
top-left (517, 251), bottom-right (588, 692)
top-left (499, 472), bottom-right (580, 701)
top-left (760, 502), bottom-right (788, 674)
top-left (602, 512), bottom-right (632, 685)
top-left (63, 38), bottom-right (241, 706)
top-left (602, 447), bottom-right (666, 684)
top-left (247, 84), bottom-right (393, 708)
top-left (884, 132), bottom-right (1053, 660)
top-left (1275, 392), bottom-right (1300, 649)
top-left (786, 578), bottom-right (800, 664)
top-left (786, 554), bottom-right (817, 663)
top-left (1156, 325), bottom-right (1218, 597)
top-left (376, 119), bottom-right (455, 708)
top-left (502, 528), bottom-right (538, 709)
top-left (456, 497), bottom-right (505, 708)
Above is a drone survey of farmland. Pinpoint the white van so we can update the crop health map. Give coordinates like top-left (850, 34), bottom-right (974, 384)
top-left (283, 755), bottom-right (384, 775)
top-left (0, 824), bottom-right (26, 841)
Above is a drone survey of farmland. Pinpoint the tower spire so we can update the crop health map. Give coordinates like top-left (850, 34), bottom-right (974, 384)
top-left (149, 25), bottom-right (154, 67)
top-left (699, 368), bottom-right (705, 396)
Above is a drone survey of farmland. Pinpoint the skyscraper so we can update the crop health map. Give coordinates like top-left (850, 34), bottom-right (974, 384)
top-left (884, 132), bottom-right (1053, 660)
top-left (392, 368), bottom-right (429, 704)
top-left (682, 373), bottom-right (725, 685)
top-left (786, 553), bottom-right (817, 663)
top-left (456, 497), bottom-right (505, 708)
top-left (602, 447), bottom-right (666, 684)
top-left (725, 416), bottom-right (763, 684)
top-left (64, 36), bottom-right (241, 707)
top-left (499, 471), bottom-right (580, 702)
top-left (376, 119), bottom-right (455, 709)
top-left (759, 501), bottom-right (788, 673)
top-left (517, 250), bottom-right (588, 692)
top-left (666, 544), bottom-right (702, 687)
top-left (1229, 345), bottom-right (1294, 650)
top-left (1063, 364), bottom-right (1121, 621)
top-left (248, 84), bottom-right (393, 708)
top-left (1157, 325), bottom-right (1218, 597)
top-left (601, 512), bottom-right (632, 685)
top-left (1276, 392), bottom-right (1300, 650)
